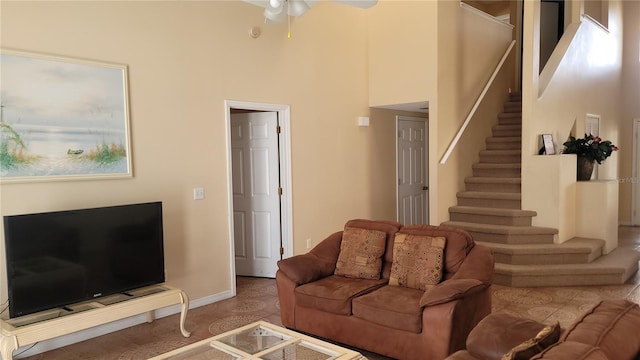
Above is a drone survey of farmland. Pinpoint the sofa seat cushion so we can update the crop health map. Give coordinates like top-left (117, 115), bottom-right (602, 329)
top-left (560, 299), bottom-right (640, 360)
top-left (351, 285), bottom-right (423, 333)
top-left (295, 275), bottom-right (387, 315)
top-left (530, 341), bottom-right (608, 360)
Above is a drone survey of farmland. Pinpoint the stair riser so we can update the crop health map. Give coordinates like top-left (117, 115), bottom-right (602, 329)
top-left (492, 129), bottom-right (522, 137)
top-left (472, 168), bottom-right (521, 177)
top-left (493, 251), bottom-right (599, 265)
top-left (479, 154), bottom-right (521, 163)
top-left (450, 213), bottom-right (532, 226)
top-left (493, 272), bottom-right (630, 287)
top-left (504, 105), bottom-right (521, 112)
top-left (457, 197), bottom-right (521, 209)
top-left (465, 182), bottom-right (520, 193)
top-left (469, 231), bottom-right (555, 244)
top-left (498, 118), bottom-right (522, 125)
top-left (498, 113), bottom-right (522, 125)
top-left (486, 142), bottom-right (521, 150)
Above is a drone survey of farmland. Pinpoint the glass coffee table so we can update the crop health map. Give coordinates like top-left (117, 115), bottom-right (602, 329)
top-left (149, 321), bottom-right (367, 360)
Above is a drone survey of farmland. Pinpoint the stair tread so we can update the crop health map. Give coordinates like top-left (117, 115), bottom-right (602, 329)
top-left (449, 206), bottom-right (535, 217)
top-left (494, 248), bottom-right (640, 275)
top-left (465, 177), bottom-right (521, 184)
top-left (479, 149), bottom-right (521, 154)
top-left (473, 163), bottom-right (521, 169)
top-left (493, 124), bottom-right (522, 129)
top-left (477, 237), bottom-right (604, 254)
top-left (442, 220), bottom-right (558, 235)
top-left (457, 191), bottom-right (521, 199)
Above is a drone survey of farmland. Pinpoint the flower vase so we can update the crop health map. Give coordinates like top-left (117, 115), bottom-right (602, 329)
top-left (577, 156), bottom-right (595, 181)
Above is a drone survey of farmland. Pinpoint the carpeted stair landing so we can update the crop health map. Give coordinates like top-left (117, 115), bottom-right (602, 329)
top-left (442, 93), bottom-right (640, 287)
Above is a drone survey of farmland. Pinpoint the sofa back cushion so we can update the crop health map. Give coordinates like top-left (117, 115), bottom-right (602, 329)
top-left (560, 299), bottom-right (640, 360)
top-left (530, 342), bottom-right (609, 360)
top-left (396, 225), bottom-right (474, 279)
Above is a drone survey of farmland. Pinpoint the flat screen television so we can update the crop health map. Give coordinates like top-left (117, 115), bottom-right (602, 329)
top-left (3, 201), bottom-right (165, 319)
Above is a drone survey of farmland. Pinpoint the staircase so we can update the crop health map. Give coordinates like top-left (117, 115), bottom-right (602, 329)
top-left (442, 93), bottom-right (640, 287)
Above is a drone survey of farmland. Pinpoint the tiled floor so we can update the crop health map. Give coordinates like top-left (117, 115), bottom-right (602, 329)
top-left (17, 226), bottom-right (640, 360)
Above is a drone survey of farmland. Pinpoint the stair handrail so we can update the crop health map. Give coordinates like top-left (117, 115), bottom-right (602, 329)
top-left (440, 40), bottom-right (516, 165)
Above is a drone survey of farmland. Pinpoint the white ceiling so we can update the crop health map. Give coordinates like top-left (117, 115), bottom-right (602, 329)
top-left (373, 101), bottom-right (429, 114)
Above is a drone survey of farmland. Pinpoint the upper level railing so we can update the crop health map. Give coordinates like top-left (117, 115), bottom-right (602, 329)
top-left (439, 40), bottom-right (516, 164)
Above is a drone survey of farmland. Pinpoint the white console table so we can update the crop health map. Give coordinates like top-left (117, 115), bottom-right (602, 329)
top-left (0, 285), bottom-right (190, 360)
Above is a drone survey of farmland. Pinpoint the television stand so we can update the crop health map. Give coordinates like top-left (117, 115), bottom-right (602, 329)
top-left (0, 285), bottom-right (190, 360)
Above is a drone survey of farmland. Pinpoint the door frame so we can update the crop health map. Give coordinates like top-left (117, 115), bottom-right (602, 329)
top-left (633, 119), bottom-right (640, 225)
top-left (224, 100), bottom-right (293, 295)
top-left (395, 115), bottom-right (429, 224)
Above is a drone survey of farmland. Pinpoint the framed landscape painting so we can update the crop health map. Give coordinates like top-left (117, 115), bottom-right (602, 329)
top-left (0, 49), bottom-right (132, 183)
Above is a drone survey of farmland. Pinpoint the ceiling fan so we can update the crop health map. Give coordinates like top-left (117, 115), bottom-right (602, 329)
top-left (245, 0), bottom-right (378, 23)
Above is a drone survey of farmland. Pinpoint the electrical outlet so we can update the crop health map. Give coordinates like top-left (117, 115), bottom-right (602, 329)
top-left (193, 187), bottom-right (205, 200)
top-left (306, 238), bottom-right (311, 249)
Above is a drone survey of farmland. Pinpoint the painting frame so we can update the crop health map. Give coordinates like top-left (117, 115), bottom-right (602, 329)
top-left (0, 48), bottom-right (132, 183)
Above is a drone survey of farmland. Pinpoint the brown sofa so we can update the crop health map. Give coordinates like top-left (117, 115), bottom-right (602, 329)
top-left (275, 219), bottom-right (495, 360)
top-left (446, 299), bottom-right (640, 360)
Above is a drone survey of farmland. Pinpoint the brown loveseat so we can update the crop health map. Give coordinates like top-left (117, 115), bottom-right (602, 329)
top-left (446, 299), bottom-right (640, 360)
top-left (275, 219), bottom-right (495, 360)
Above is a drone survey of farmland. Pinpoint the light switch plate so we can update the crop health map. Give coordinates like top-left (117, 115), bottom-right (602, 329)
top-left (193, 187), bottom-right (205, 200)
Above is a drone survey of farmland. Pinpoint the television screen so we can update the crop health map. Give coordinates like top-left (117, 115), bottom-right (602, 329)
top-left (3, 202), bottom-right (165, 318)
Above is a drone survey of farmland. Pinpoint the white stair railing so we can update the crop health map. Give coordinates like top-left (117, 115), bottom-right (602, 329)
top-left (440, 40), bottom-right (516, 164)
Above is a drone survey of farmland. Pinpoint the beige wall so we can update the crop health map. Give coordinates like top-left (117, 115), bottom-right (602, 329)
top-left (368, 0), bottom-right (437, 109)
top-left (619, 0), bottom-right (640, 224)
top-left (0, 1), bottom-right (381, 302)
top-left (368, 1), bottom-right (513, 225)
top-left (521, 0), bottom-right (625, 240)
top-left (435, 1), bottom-right (515, 223)
top-left (1, 0), bottom-right (636, 315)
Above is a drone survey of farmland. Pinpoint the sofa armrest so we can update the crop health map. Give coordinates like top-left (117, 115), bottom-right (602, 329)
top-left (419, 278), bottom-right (487, 307)
top-left (420, 244), bottom-right (493, 307)
top-left (277, 231), bottom-right (342, 285)
top-left (450, 244), bottom-right (494, 284)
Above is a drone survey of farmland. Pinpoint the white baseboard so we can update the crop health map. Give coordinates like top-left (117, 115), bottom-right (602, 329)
top-left (14, 289), bottom-right (234, 359)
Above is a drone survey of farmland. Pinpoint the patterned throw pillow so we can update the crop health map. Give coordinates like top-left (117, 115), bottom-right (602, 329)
top-left (389, 233), bottom-right (446, 291)
top-left (334, 227), bottom-right (387, 279)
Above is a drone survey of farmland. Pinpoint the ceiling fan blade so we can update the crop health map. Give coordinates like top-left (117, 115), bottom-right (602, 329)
top-left (332, 0), bottom-right (378, 9)
top-left (288, 0), bottom-right (311, 17)
top-left (243, 0), bottom-right (271, 9)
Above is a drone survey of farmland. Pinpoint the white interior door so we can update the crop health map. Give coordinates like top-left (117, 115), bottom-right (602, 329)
top-left (231, 111), bottom-right (281, 277)
top-left (397, 116), bottom-right (428, 225)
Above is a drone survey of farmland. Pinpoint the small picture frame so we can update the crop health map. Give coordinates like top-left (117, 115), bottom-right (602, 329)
top-left (541, 134), bottom-right (555, 155)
